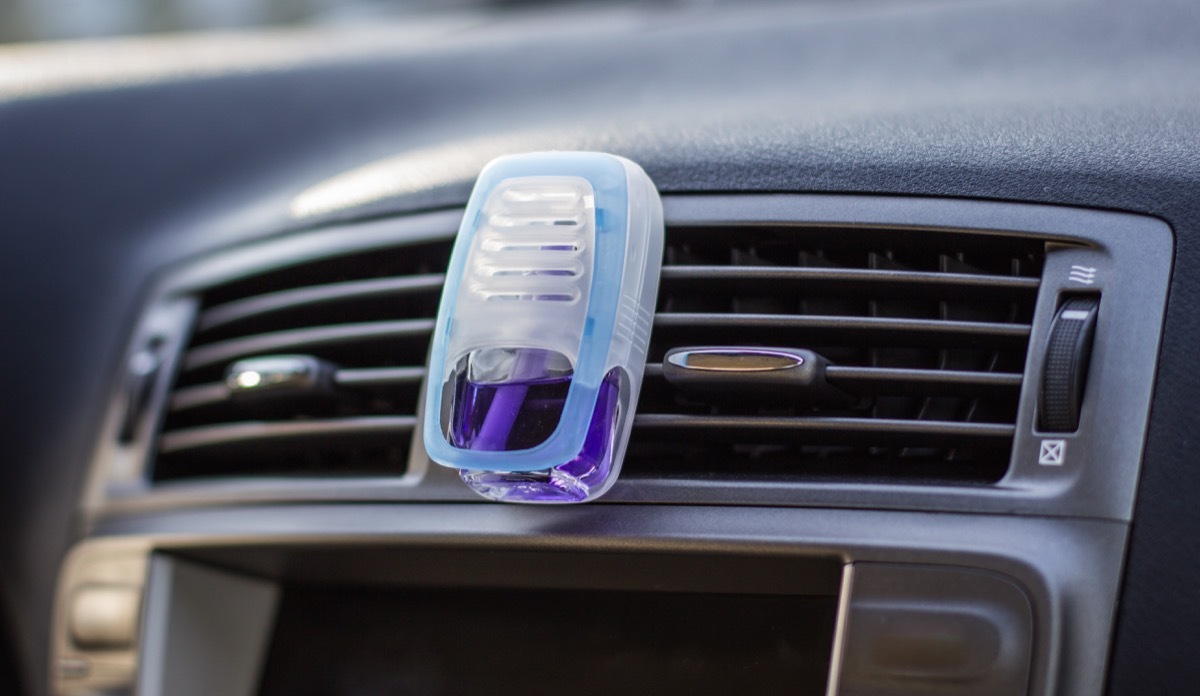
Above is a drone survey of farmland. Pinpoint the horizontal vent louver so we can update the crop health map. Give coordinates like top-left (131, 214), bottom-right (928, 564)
top-left (151, 215), bottom-right (1042, 488)
top-left (627, 225), bottom-right (1043, 485)
top-left (152, 239), bottom-right (452, 482)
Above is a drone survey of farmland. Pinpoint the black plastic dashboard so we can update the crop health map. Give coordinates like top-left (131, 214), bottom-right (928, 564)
top-left (3, 0), bottom-right (1200, 693)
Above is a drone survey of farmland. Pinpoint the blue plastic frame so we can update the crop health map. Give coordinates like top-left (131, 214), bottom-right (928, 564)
top-left (423, 152), bottom-right (629, 473)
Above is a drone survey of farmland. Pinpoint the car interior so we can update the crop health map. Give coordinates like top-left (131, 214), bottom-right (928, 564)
top-left (2, 0), bottom-right (1199, 693)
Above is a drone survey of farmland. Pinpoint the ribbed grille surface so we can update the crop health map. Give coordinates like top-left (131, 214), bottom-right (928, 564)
top-left (627, 224), bottom-right (1043, 484)
top-left (152, 219), bottom-right (1042, 486)
top-left (153, 239), bottom-right (452, 481)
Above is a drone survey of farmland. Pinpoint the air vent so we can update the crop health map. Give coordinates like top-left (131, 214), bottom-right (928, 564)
top-left (152, 238), bottom-right (452, 482)
top-left (100, 197), bottom-right (1167, 514)
top-left (149, 215), bottom-right (1041, 488)
top-left (626, 224), bottom-right (1044, 485)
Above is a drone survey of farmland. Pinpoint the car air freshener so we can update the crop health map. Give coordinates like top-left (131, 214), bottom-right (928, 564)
top-left (423, 152), bottom-right (663, 503)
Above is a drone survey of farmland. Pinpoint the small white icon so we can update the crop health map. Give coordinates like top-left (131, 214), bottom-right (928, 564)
top-left (1068, 265), bottom-right (1097, 285)
top-left (1038, 439), bottom-right (1066, 466)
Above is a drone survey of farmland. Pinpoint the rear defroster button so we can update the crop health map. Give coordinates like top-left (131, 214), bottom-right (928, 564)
top-left (70, 585), bottom-right (141, 650)
top-left (835, 564), bottom-right (1033, 696)
top-left (857, 607), bottom-right (1002, 681)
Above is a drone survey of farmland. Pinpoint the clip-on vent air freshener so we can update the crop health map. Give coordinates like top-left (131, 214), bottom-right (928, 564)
top-left (423, 152), bottom-right (664, 503)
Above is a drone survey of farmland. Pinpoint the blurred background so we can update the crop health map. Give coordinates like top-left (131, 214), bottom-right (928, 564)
top-left (0, 0), bottom-right (568, 43)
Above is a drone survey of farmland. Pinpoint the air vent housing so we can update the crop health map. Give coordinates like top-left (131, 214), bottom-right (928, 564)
top-left (152, 238), bottom-right (452, 482)
top-left (629, 224), bottom-right (1043, 485)
top-left (90, 196), bottom-right (1168, 519)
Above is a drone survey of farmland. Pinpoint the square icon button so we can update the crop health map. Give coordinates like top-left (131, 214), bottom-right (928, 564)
top-left (1038, 440), bottom-right (1066, 466)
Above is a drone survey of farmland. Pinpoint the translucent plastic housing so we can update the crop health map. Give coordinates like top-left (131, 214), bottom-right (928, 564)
top-left (445, 177), bottom-right (596, 373)
top-left (423, 151), bottom-right (663, 504)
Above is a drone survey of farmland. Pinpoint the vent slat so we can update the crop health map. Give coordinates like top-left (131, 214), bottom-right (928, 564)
top-left (633, 414), bottom-right (1013, 445)
top-left (175, 365), bottom-right (1020, 413)
top-left (183, 320), bottom-right (435, 372)
top-left (823, 366), bottom-right (1022, 396)
top-left (653, 313), bottom-right (1030, 343)
top-left (197, 274), bottom-right (446, 333)
top-left (641, 364), bottom-right (1022, 396)
top-left (170, 383), bottom-right (231, 411)
top-left (333, 367), bottom-right (428, 388)
top-left (660, 266), bottom-right (1039, 292)
top-left (170, 367), bottom-right (428, 412)
top-left (159, 417), bottom-right (417, 455)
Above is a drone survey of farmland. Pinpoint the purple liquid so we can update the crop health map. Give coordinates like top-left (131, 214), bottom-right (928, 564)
top-left (451, 374), bottom-right (571, 452)
top-left (459, 369), bottom-right (623, 503)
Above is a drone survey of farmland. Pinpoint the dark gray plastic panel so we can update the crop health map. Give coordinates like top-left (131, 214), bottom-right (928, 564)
top-left (89, 194), bottom-right (1171, 523)
top-left (83, 503), bottom-right (1128, 696)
